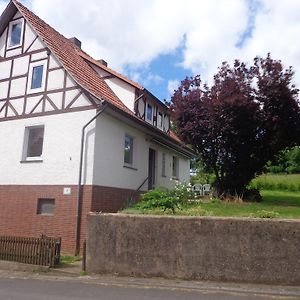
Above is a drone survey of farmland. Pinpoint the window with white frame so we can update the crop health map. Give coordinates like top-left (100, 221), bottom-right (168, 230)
top-left (124, 134), bottom-right (134, 165)
top-left (27, 61), bottom-right (47, 93)
top-left (7, 19), bottom-right (23, 49)
top-left (23, 125), bottom-right (45, 160)
top-left (146, 103), bottom-right (153, 122)
top-left (162, 152), bottom-right (166, 177)
top-left (172, 156), bottom-right (179, 178)
top-left (158, 112), bottom-right (163, 129)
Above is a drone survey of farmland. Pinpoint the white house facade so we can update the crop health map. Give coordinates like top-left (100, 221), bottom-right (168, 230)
top-left (0, 0), bottom-right (194, 254)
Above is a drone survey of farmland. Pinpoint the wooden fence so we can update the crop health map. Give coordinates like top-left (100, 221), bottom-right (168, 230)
top-left (0, 235), bottom-right (61, 267)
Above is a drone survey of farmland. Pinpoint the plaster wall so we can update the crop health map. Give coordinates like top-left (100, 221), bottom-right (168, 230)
top-left (90, 65), bottom-right (136, 112)
top-left (92, 113), bottom-right (190, 190)
top-left (0, 109), bottom-right (97, 185)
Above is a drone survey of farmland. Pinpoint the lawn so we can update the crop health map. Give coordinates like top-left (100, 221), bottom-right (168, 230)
top-left (123, 189), bottom-right (300, 219)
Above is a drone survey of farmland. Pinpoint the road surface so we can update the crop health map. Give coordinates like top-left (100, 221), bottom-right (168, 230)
top-left (0, 277), bottom-right (297, 300)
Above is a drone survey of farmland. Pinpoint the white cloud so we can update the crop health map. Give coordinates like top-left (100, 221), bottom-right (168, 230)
top-left (167, 80), bottom-right (180, 96)
top-left (1, 0), bottom-right (300, 87)
top-left (0, 1), bottom-right (7, 13)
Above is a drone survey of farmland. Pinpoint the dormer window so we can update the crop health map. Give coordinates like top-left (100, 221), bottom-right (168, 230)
top-left (7, 19), bottom-right (23, 49)
top-left (158, 112), bottom-right (163, 129)
top-left (146, 103), bottom-right (153, 122)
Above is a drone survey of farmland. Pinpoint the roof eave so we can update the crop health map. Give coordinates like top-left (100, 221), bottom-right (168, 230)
top-left (103, 101), bottom-right (196, 158)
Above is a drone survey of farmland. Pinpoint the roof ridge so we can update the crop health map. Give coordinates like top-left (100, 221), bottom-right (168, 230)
top-left (78, 50), bottom-right (144, 90)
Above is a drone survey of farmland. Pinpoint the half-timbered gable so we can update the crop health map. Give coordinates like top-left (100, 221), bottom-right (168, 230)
top-left (0, 8), bottom-right (98, 121)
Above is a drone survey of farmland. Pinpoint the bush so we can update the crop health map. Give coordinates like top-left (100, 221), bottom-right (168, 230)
top-left (137, 183), bottom-right (194, 214)
top-left (251, 210), bottom-right (279, 219)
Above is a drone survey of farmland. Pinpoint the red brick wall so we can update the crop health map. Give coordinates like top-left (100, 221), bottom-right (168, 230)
top-left (0, 184), bottom-right (139, 255)
top-left (91, 185), bottom-right (138, 213)
top-left (0, 185), bottom-right (92, 254)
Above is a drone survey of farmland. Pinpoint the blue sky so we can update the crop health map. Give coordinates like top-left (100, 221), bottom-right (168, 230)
top-left (1, 0), bottom-right (300, 102)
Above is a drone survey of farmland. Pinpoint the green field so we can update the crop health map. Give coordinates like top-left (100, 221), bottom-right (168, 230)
top-left (250, 173), bottom-right (300, 192)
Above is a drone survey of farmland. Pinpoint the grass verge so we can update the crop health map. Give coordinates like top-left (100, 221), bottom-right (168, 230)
top-left (59, 255), bottom-right (81, 267)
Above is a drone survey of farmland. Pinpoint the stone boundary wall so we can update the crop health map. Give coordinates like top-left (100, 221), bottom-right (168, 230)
top-left (87, 214), bottom-right (300, 285)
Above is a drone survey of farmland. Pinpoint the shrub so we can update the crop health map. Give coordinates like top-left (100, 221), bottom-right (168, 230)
top-left (137, 183), bottom-right (194, 214)
top-left (251, 210), bottom-right (279, 219)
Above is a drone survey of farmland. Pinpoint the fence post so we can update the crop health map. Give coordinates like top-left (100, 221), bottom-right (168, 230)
top-left (82, 240), bottom-right (86, 272)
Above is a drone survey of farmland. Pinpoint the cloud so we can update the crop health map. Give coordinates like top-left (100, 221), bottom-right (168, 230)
top-left (167, 80), bottom-right (180, 96)
top-left (1, 0), bottom-right (300, 88)
top-left (0, 1), bottom-right (7, 13)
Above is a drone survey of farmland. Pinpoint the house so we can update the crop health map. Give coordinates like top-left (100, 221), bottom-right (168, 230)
top-left (0, 0), bottom-right (194, 254)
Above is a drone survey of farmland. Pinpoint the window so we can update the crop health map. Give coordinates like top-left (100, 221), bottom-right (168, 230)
top-left (31, 65), bottom-right (44, 89)
top-left (23, 125), bottom-right (44, 160)
top-left (172, 156), bottom-right (179, 178)
top-left (27, 61), bottom-right (47, 93)
top-left (8, 19), bottom-right (23, 48)
top-left (37, 198), bottom-right (55, 215)
top-left (162, 153), bottom-right (166, 177)
top-left (158, 112), bottom-right (163, 129)
top-left (146, 103), bottom-right (153, 121)
top-left (124, 134), bottom-right (133, 165)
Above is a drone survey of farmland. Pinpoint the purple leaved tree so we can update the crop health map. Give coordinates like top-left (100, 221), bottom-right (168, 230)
top-left (170, 54), bottom-right (300, 200)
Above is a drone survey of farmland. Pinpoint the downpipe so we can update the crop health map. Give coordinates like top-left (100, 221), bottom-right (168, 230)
top-left (75, 103), bottom-right (108, 256)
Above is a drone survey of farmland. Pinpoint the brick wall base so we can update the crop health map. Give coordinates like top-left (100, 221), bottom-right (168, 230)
top-left (0, 184), bottom-right (137, 254)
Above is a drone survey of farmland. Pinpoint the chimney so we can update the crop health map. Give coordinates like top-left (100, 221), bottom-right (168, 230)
top-left (98, 59), bottom-right (108, 67)
top-left (69, 37), bottom-right (81, 49)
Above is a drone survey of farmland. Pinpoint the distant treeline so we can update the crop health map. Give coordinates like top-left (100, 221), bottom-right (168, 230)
top-left (266, 146), bottom-right (300, 174)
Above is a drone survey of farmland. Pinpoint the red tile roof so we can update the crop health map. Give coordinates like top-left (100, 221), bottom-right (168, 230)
top-left (79, 50), bottom-right (144, 90)
top-left (12, 0), bottom-right (129, 113)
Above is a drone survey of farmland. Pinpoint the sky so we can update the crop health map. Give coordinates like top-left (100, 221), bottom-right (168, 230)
top-left (1, 0), bottom-right (300, 102)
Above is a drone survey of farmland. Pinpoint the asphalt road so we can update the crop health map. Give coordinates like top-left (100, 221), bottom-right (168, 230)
top-left (0, 277), bottom-right (296, 300)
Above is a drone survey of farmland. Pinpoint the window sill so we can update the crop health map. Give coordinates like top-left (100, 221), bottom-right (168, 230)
top-left (171, 176), bottom-right (179, 180)
top-left (7, 44), bottom-right (22, 50)
top-left (37, 214), bottom-right (54, 216)
top-left (20, 159), bottom-right (43, 163)
top-left (123, 164), bottom-right (138, 171)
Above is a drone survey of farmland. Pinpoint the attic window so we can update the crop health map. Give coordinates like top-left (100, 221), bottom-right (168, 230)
top-left (31, 65), bottom-right (44, 89)
top-left (146, 103), bottom-right (153, 122)
top-left (7, 19), bottom-right (23, 49)
top-left (158, 112), bottom-right (163, 129)
top-left (27, 60), bottom-right (47, 93)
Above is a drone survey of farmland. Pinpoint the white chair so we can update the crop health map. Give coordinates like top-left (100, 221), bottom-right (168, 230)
top-left (193, 184), bottom-right (203, 196)
top-left (203, 184), bottom-right (211, 194)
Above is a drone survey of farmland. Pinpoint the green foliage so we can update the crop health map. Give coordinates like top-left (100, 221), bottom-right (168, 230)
top-left (60, 255), bottom-right (81, 267)
top-left (250, 174), bottom-right (300, 192)
top-left (251, 210), bottom-right (279, 219)
top-left (123, 190), bottom-right (300, 219)
top-left (136, 183), bottom-right (193, 214)
top-left (266, 146), bottom-right (300, 174)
